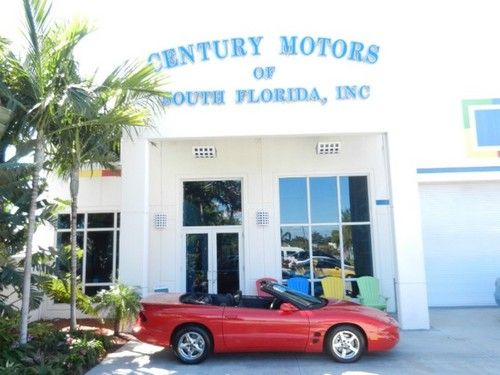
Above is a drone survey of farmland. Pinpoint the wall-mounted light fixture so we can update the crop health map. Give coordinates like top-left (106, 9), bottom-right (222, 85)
top-left (192, 146), bottom-right (217, 158)
top-left (316, 142), bottom-right (341, 155)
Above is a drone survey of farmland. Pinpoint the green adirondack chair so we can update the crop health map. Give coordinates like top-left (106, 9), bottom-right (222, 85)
top-left (356, 276), bottom-right (388, 311)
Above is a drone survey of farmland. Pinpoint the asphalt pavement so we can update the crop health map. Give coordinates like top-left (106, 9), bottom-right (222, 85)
top-left (86, 307), bottom-right (500, 375)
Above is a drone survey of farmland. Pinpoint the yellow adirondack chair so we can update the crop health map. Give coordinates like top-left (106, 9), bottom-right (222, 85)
top-left (356, 276), bottom-right (388, 311)
top-left (321, 277), bottom-right (345, 299)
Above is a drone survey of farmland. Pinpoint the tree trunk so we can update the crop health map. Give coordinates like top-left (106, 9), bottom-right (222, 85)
top-left (19, 135), bottom-right (44, 345)
top-left (69, 163), bottom-right (80, 331)
top-left (113, 307), bottom-right (122, 336)
top-left (114, 317), bottom-right (121, 336)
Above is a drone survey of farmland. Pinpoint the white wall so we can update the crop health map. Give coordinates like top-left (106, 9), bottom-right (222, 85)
top-left (146, 134), bottom-right (397, 309)
top-left (2, 1), bottom-right (499, 170)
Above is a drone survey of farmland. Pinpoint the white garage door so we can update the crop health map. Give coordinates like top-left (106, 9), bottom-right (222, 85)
top-left (420, 181), bottom-right (500, 306)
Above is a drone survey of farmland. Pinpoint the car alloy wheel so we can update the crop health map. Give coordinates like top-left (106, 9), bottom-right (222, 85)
top-left (173, 325), bottom-right (211, 364)
top-left (327, 325), bottom-right (365, 363)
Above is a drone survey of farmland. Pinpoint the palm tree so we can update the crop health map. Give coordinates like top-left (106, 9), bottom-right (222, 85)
top-left (0, 0), bottom-right (91, 344)
top-left (50, 62), bottom-right (167, 331)
top-left (93, 283), bottom-right (141, 336)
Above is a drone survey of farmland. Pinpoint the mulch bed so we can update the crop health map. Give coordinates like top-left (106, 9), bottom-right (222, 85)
top-left (41, 319), bottom-right (134, 352)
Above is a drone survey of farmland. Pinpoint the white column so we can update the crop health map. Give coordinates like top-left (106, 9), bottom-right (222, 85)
top-left (119, 137), bottom-right (150, 296)
top-left (386, 131), bottom-right (430, 329)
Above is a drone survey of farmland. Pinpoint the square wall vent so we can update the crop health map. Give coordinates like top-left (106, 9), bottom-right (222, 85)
top-left (193, 146), bottom-right (217, 158)
top-left (154, 213), bottom-right (167, 229)
top-left (256, 210), bottom-right (270, 225)
top-left (316, 142), bottom-right (341, 155)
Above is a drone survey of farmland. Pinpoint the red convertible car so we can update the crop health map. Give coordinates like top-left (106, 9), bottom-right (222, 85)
top-left (133, 282), bottom-right (399, 364)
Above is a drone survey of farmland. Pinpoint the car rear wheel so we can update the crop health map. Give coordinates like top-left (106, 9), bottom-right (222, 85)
top-left (173, 325), bottom-right (211, 364)
top-left (326, 325), bottom-right (365, 363)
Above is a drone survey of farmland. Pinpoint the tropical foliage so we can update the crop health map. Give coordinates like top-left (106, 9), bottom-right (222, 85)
top-left (0, 317), bottom-right (110, 375)
top-left (93, 283), bottom-right (141, 336)
top-left (39, 245), bottom-right (96, 316)
top-left (50, 60), bottom-right (167, 331)
top-left (0, 0), bottom-right (94, 344)
top-left (1, 0), bottom-right (168, 343)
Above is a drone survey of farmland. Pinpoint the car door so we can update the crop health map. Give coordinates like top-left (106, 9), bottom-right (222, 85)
top-left (222, 305), bottom-right (310, 351)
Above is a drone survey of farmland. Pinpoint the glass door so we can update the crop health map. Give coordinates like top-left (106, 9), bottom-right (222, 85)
top-left (186, 233), bottom-right (210, 293)
top-left (216, 232), bottom-right (240, 294)
top-left (185, 229), bottom-right (242, 294)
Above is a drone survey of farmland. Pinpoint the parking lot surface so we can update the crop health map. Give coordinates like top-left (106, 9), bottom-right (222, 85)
top-left (86, 307), bottom-right (500, 375)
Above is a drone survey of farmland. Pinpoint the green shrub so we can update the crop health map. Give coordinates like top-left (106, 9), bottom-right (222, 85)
top-left (0, 314), bottom-right (22, 366)
top-left (0, 317), bottom-right (111, 374)
top-left (28, 321), bottom-right (55, 340)
top-left (64, 333), bottom-right (106, 373)
top-left (0, 360), bottom-right (23, 375)
top-left (0, 314), bottom-right (20, 352)
top-left (94, 283), bottom-right (141, 335)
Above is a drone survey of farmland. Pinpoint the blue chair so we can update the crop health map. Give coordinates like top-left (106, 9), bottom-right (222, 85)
top-left (287, 277), bottom-right (309, 294)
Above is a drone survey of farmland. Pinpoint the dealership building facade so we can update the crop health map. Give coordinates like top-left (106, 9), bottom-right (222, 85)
top-left (5, 1), bottom-right (499, 330)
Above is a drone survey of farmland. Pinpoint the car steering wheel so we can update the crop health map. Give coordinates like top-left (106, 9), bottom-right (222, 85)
top-left (233, 290), bottom-right (242, 306)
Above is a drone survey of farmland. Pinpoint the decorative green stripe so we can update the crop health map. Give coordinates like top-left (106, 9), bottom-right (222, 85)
top-left (462, 99), bottom-right (492, 129)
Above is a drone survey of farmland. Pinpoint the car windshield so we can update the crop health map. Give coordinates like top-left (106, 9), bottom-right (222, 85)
top-left (268, 283), bottom-right (325, 308)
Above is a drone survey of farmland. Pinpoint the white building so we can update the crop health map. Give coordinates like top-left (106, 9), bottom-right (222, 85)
top-left (3, 1), bottom-right (500, 330)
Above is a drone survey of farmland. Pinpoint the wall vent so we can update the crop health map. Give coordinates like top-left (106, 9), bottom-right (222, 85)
top-left (193, 146), bottom-right (217, 158)
top-left (154, 213), bottom-right (167, 229)
top-left (316, 142), bottom-right (341, 155)
top-left (256, 210), bottom-right (270, 225)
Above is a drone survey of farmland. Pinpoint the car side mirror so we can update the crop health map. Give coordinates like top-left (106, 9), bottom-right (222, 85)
top-left (280, 303), bottom-right (298, 312)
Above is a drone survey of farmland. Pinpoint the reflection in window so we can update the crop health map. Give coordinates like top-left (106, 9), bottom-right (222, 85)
top-left (85, 285), bottom-right (110, 297)
top-left (88, 213), bottom-right (114, 228)
top-left (281, 226), bottom-right (309, 280)
top-left (279, 178), bottom-right (308, 224)
top-left (86, 232), bottom-right (114, 283)
top-left (57, 214), bottom-right (85, 229)
top-left (279, 176), bottom-right (372, 297)
top-left (342, 225), bottom-right (373, 277)
top-left (310, 177), bottom-right (338, 223)
top-left (186, 234), bottom-right (209, 293)
top-left (115, 232), bottom-right (120, 280)
top-left (340, 176), bottom-right (370, 222)
top-left (55, 212), bottom-right (119, 297)
top-left (183, 181), bottom-right (242, 226)
top-left (217, 233), bottom-right (239, 294)
top-left (311, 226), bottom-right (342, 279)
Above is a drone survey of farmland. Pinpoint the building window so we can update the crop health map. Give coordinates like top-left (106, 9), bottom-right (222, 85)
top-left (279, 176), bottom-right (373, 296)
top-left (183, 180), bottom-right (242, 226)
top-left (55, 212), bottom-right (120, 296)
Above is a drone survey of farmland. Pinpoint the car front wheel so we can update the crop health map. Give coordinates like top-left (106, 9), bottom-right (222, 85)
top-left (326, 325), bottom-right (365, 363)
top-left (172, 325), bottom-right (211, 364)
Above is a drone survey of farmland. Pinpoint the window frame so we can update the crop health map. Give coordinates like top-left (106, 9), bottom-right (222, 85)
top-left (181, 178), bottom-right (244, 227)
top-left (277, 174), bottom-right (373, 296)
top-left (54, 212), bottom-right (120, 296)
